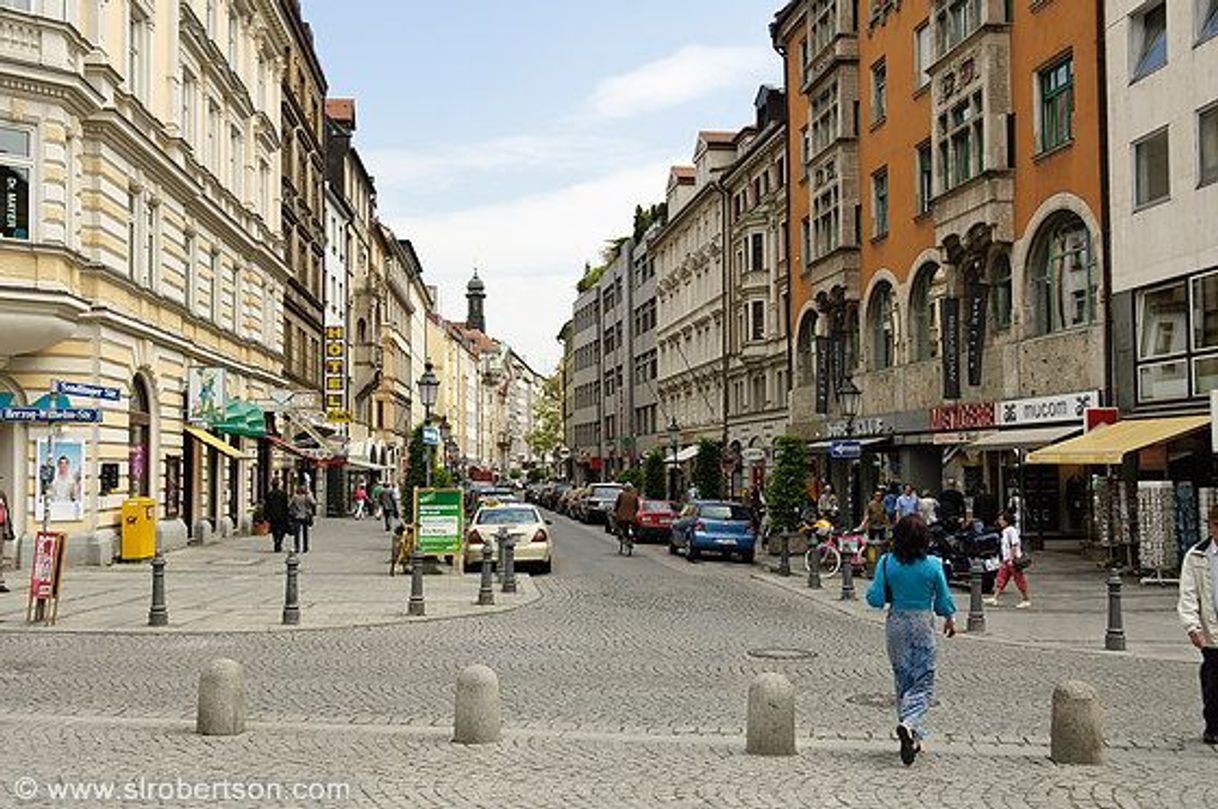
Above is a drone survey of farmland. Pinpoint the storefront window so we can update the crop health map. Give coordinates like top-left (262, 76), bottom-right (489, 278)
top-left (0, 124), bottom-right (32, 241)
top-left (1193, 271), bottom-right (1218, 351)
top-left (1137, 281), bottom-right (1188, 359)
top-left (1196, 356), bottom-right (1218, 395)
top-left (1135, 270), bottom-right (1218, 402)
top-left (1138, 359), bottom-right (1189, 402)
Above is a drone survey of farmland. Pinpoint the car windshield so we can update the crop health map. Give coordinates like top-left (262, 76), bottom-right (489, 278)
top-left (475, 508), bottom-right (538, 525)
top-left (699, 504), bottom-right (752, 521)
top-left (592, 486), bottom-right (621, 498)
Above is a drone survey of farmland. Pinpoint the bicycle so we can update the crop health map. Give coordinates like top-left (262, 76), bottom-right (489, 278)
top-left (617, 520), bottom-right (635, 556)
top-left (389, 522), bottom-right (415, 576)
top-left (803, 528), bottom-right (865, 578)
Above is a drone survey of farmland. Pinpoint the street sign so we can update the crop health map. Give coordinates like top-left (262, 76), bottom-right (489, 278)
top-left (1, 407), bottom-right (101, 423)
top-left (52, 380), bottom-right (121, 401)
top-left (829, 440), bottom-right (862, 460)
top-left (422, 425), bottom-right (441, 446)
top-left (741, 448), bottom-right (765, 462)
top-left (414, 488), bottom-right (464, 557)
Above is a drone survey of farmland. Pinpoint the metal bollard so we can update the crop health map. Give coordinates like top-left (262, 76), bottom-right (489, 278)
top-left (839, 550), bottom-right (855, 600)
top-left (967, 557), bottom-right (986, 633)
top-left (1104, 569), bottom-right (1125, 651)
top-left (477, 541), bottom-right (495, 606)
top-left (282, 552), bottom-right (300, 625)
top-left (777, 532), bottom-right (791, 577)
top-left (806, 548), bottom-right (821, 589)
top-left (496, 526), bottom-right (507, 581)
top-left (408, 547), bottom-right (425, 616)
top-left (501, 533), bottom-right (517, 594)
top-left (148, 551), bottom-right (168, 626)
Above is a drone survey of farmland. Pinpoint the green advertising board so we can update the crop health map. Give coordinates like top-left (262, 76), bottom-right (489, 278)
top-left (414, 488), bottom-right (464, 556)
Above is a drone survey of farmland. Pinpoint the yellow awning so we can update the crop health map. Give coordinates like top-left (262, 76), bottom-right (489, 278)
top-left (184, 425), bottom-right (253, 460)
top-left (1025, 415), bottom-right (1210, 465)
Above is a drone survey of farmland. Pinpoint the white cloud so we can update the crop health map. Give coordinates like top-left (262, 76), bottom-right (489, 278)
top-left (389, 162), bottom-right (671, 373)
top-left (585, 44), bottom-right (776, 120)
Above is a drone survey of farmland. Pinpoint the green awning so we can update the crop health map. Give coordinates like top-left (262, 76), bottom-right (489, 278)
top-left (214, 400), bottom-right (266, 437)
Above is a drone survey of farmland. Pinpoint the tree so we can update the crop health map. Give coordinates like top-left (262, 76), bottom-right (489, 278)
top-left (616, 466), bottom-right (643, 489)
top-left (642, 449), bottom-right (666, 500)
top-left (633, 202), bottom-right (668, 242)
top-left (401, 424), bottom-right (446, 520)
top-left (525, 372), bottom-right (563, 459)
top-left (692, 439), bottom-right (723, 500)
top-left (766, 437), bottom-right (810, 534)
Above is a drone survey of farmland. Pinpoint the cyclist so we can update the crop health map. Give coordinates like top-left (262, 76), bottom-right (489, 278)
top-left (613, 483), bottom-right (641, 553)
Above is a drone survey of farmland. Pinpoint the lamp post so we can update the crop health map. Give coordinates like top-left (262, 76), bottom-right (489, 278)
top-left (439, 417), bottom-right (452, 476)
top-left (417, 360), bottom-right (439, 489)
top-left (838, 376), bottom-right (862, 530)
top-left (667, 417), bottom-right (680, 502)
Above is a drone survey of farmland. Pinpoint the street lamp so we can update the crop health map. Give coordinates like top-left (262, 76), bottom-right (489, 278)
top-left (667, 417), bottom-right (680, 502)
top-left (417, 360), bottom-right (439, 488)
top-left (838, 376), bottom-right (862, 529)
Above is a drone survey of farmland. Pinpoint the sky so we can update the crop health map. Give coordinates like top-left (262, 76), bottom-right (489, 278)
top-left (302, 0), bottom-right (783, 375)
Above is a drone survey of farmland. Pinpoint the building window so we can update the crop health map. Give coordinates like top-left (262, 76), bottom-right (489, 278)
top-left (989, 253), bottom-right (1012, 330)
top-left (936, 0), bottom-right (982, 57)
top-left (800, 216), bottom-right (811, 269)
top-left (181, 71), bottom-right (197, 145)
top-left (795, 312), bottom-right (816, 386)
top-left (258, 159), bottom-right (270, 217)
top-left (939, 91), bottom-right (984, 191)
top-left (230, 125), bottom-right (243, 197)
top-left (916, 141), bottom-right (933, 214)
top-left (800, 126), bottom-right (810, 172)
top-left (1030, 213), bottom-right (1095, 336)
top-left (1039, 56), bottom-right (1073, 153)
top-left (1200, 103), bottom-right (1218, 187)
top-left (227, 10), bottom-right (239, 66)
top-left (183, 231), bottom-right (196, 312)
top-left (207, 100), bottom-right (221, 172)
top-left (0, 125), bottom-right (32, 240)
top-left (752, 375), bottom-right (766, 411)
top-left (209, 250), bottom-right (221, 322)
top-left (127, 189), bottom-right (139, 278)
top-left (1194, 270), bottom-right (1218, 353)
top-left (869, 282), bottom-right (897, 371)
top-left (206, 0), bottom-right (216, 36)
top-left (1131, 1), bottom-right (1167, 81)
top-left (910, 263), bottom-right (944, 361)
top-left (750, 232), bottom-right (764, 273)
top-left (128, 6), bottom-right (149, 101)
top-left (810, 81), bottom-right (839, 155)
top-left (871, 59), bottom-right (887, 123)
top-left (1201, 0), bottom-right (1218, 43)
top-left (750, 300), bottom-right (765, 342)
top-left (1134, 127), bottom-right (1170, 208)
top-left (813, 185), bottom-right (839, 258)
top-left (1138, 282), bottom-right (1188, 360)
top-left (810, 0), bottom-right (837, 54)
top-left (914, 21), bottom-right (932, 89)
top-left (871, 168), bottom-right (888, 238)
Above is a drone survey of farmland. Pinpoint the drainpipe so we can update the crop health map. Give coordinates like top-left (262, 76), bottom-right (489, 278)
top-left (712, 179), bottom-right (731, 482)
top-left (1095, 0), bottom-right (1114, 410)
top-left (773, 36), bottom-right (793, 439)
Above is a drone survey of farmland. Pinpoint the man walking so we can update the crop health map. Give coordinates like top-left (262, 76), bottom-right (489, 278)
top-left (379, 482), bottom-right (400, 532)
top-left (265, 478), bottom-right (291, 553)
top-left (1178, 503), bottom-right (1218, 745)
top-left (896, 485), bottom-right (919, 519)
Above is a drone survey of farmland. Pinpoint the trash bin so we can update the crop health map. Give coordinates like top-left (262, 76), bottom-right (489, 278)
top-left (121, 497), bottom-right (157, 560)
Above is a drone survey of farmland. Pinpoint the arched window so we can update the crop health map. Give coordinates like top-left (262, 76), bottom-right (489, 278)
top-left (129, 375), bottom-right (152, 497)
top-left (989, 252), bottom-right (1012, 330)
top-left (795, 311), bottom-right (817, 386)
top-left (910, 262), bottom-right (944, 361)
top-left (868, 282), bottom-right (897, 370)
top-left (356, 318), bottom-right (367, 344)
top-left (1030, 213), bottom-right (1095, 336)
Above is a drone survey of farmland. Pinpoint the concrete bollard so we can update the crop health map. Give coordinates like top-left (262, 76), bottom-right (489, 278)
top-left (408, 547), bottom-right (425, 616)
top-left (453, 664), bottom-right (502, 745)
top-left (1104, 570), bottom-right (1126, 652)
top-left (477, 541), bottom-right (495, 606)
top-left (282, 552), bottom-right (300, 625)
top-left (196, 658), bottom-right (246, 736)
top-left (967, 557), bottom-right (986, 633)
top-left (745, 672), bottom-right (796, 756)
top-left (1050, 681), bottom-right (1104, 765)
top-left (776, 532), bottom-right (791, 577)
top-left (501, 533), bottom-right (517, 594)
top-left (148, 551), bottom-right (168, 627)
top-left (839, 550), bottom-right (855, 601)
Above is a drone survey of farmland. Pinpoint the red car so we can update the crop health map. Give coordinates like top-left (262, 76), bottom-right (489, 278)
top-left (634, 499), bottom-right (677, 542)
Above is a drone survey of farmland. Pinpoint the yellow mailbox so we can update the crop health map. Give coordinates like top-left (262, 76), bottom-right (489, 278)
top-left (121, 497), bottom-right (157, 560)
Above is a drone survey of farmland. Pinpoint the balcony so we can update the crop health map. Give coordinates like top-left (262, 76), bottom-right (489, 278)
top-left (0, 285), bottom-right (88, 359)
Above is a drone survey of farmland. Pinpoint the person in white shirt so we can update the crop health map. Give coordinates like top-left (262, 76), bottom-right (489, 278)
top-left (1177, 504), bottom-right (1218, 745)
top-left (985, 510), bottom-right (1030, 608)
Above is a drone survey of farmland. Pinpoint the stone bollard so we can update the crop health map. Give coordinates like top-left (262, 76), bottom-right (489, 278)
top-left (501, 533), bottom-right (518, 594)
top-left (1050, 681), bottom-right (1104, 765)
top-left (777, 532), bottom-right (791, 577)
top-left (967, 557), bottom-right (986, 634)
top-left (839, 550), bottom-right (855, 601)
top-left (477, 541), bottom-right (495, 606)
top-left (196, 658), bottom-right (246, 736)
top-left (1104, 569), bottom-right (1125, 652)
top-left (282, 552), bottom-right (300, 625)
top-left (148, 551), bottom-right (168, 627)
top-left (746, 672), bottom-right (796, 756)
top-left (408, 547), bottom-right (425, 616)
top-left (807, 548), bottom-right (821, 590)
top-left (453, 664), bottom-right (502, 745)
top-left (496, 526), bottom-right (507, 580)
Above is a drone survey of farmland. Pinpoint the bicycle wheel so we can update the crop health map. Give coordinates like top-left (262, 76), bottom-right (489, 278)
top-left (818, 544), bottom-right (842, 577)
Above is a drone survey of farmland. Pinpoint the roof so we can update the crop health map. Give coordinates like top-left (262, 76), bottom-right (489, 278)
top-left (699, 130), bottom-right (737, 146)
top-left (670, 166), bottom-right (695, 181)
top-left (467, 271), bottom-right (485, 292)
top-left (325, 98), bottom-right (355, 129)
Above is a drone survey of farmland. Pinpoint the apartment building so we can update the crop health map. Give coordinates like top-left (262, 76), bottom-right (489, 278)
top-left (598, 240), bottom-right (632, 477)
top-left (569, 283), bottom-right (601, 483)
top-left (629, 234), bottom-right (662, 459)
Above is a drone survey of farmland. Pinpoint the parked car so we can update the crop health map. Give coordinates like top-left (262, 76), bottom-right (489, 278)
top-left (464, 503), bottom-right (552, 574)
top-left (669, 500), bottom-right (757, 563)
top-left (583, 482), bottom-right (624, 525)
top-left (567, 487), bottom-right (591, 520)
top-left (543, 482), bottom-right (571, 510)
top-left (634, 499), bottom-right (677, 542)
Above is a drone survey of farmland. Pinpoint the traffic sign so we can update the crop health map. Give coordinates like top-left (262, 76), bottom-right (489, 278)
top-left (422, 425), bottom-right (441, 446)
top-left (52, 380), bottom-right (121, 401)
top-left (829, 440), bottom-right (862, 460)
top-left (1, 407), bottom-right (101, 423)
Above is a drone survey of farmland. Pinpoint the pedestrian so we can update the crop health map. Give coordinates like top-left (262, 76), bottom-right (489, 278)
top-left (986, 511), bottom-right (1030, 608)
top-left (352, 482), bottom-right (368, 520)
top-left (264, 478), bottom-right (291, 553)
top-left (0, 488), bottom-right (14, 593)
top-left (817, 484), bottom-right (838, 522)
top-left (896, 484), bottom-right (919, 519)
top-left (856, 489), bottom-right (889, 548)
top-left (939, 478), bottom-right (965, 528)
top-left (749, 486), bottom-right (765, 534)
top-left (371, 480), bottom-right (384, 519)
top-left (866, 514), bottom-right (956, 766)
top-left (917, 489), bottom-right (939, 525)
top-left (883, 484), bottom-right (899, 524)
top-left (379, 482), bottom-right (400, 532)
top-left (1177, 503), bottom-right (1218, 745)
top-left (288, 485), bottom-right (316, 554)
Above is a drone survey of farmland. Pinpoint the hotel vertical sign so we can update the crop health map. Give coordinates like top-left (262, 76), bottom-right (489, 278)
top-left (323, 325), bottom-right (349, 424)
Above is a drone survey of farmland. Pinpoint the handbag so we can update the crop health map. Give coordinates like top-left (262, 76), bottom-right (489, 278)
top-left (1013, 553), bottom-right (1032, 571)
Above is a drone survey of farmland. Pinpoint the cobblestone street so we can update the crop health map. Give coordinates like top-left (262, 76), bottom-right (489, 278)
top-left (1, 513), bottom-right (1215, 806)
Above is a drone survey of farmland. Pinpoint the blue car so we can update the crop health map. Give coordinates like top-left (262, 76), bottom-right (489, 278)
top-left (668, 500), bottom-right (757, 563)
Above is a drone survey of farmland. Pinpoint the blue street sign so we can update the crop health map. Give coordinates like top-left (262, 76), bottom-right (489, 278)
top-left (1, 407), bottom-right (102, 423)
top-left (422, 425), bottom-right (441, 446)
top-left (829, 440), bottom-right (862, 460)
top-left (52, 380), bottom-right (121, 401)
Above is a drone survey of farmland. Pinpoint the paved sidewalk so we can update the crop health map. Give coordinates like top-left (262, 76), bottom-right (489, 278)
top-left (755, 549), bottom-right (1194, 662)
top-left (0, 517), bottom-right (539, 633)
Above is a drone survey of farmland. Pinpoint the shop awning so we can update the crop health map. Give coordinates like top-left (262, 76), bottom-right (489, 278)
top-left (968, 425), bottom-right (1081, 451)
top-left (184, 425), bottom-right (253, 460)
top-left (667, 445), bottom-right (699, 464)
top-left (1026, 415), bottom-right (1210, 465)
top-left (267, 435), bottom-right (310, 458)
top-left (214, 400), bottom-right (266, 437)
top-left (345, 457), bottom-right (395, 472)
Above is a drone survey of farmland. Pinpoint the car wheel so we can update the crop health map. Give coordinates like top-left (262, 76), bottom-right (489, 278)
top-left (537, 558), bottom-right (552, 575)
top-left (741, 549), bottom-right (755, 564)
top-left (668, 539), bottom-right (677, 555)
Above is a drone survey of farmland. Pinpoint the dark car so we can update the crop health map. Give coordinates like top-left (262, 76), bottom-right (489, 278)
top-left (669, 500), bottom-right (757, 563)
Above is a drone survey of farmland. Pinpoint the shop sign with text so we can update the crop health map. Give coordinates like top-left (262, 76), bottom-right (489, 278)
top-left (323, 325), bottom-right (347, 425)
top-left (998, 390), bottom-right (1099, 427)
top-left (930, 402), bottom-right (995, 431)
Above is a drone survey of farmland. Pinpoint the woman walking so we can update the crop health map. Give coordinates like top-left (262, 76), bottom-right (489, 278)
top-left (986, 511), bottom-right (1030, 608)
top-left (0, 489), bottom-right (14, 593)
top-left (866, 515), bottom-right (957, 765)
top-left (288, 485), bottom-right (316, 554)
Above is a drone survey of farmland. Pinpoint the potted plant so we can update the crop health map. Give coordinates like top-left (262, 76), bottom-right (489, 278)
top-left (251, 502), bottom-right (270, 536)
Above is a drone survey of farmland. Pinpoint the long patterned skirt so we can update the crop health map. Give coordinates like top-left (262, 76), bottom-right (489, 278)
top-left (885, 610), bottom-right (938, 740)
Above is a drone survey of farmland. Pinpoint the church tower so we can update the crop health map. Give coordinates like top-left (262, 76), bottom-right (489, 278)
top-left (466, 270), bottom-right (486, 333)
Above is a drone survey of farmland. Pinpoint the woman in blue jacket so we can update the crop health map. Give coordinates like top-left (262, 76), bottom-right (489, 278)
top-left (867, 514), bottom-right (957, 765)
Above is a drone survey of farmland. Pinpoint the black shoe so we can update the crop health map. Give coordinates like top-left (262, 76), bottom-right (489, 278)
top-left (0, 584), bottom-right (9, 593)
top-left (897, 724), bottom-right (916, 766)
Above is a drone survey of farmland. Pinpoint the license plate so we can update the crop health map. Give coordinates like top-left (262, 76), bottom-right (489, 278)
top-left (715, 538), bottom-right (736, 545)
top-left (983, 557), bottom-right (1000, 572)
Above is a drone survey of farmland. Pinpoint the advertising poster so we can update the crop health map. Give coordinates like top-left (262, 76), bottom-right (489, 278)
top-left (187, 367), bottom-right (227, 426)
top-left (36, 437), bottom-right (84, 522)
top-left (414, 488), bottom-right (464, 556)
